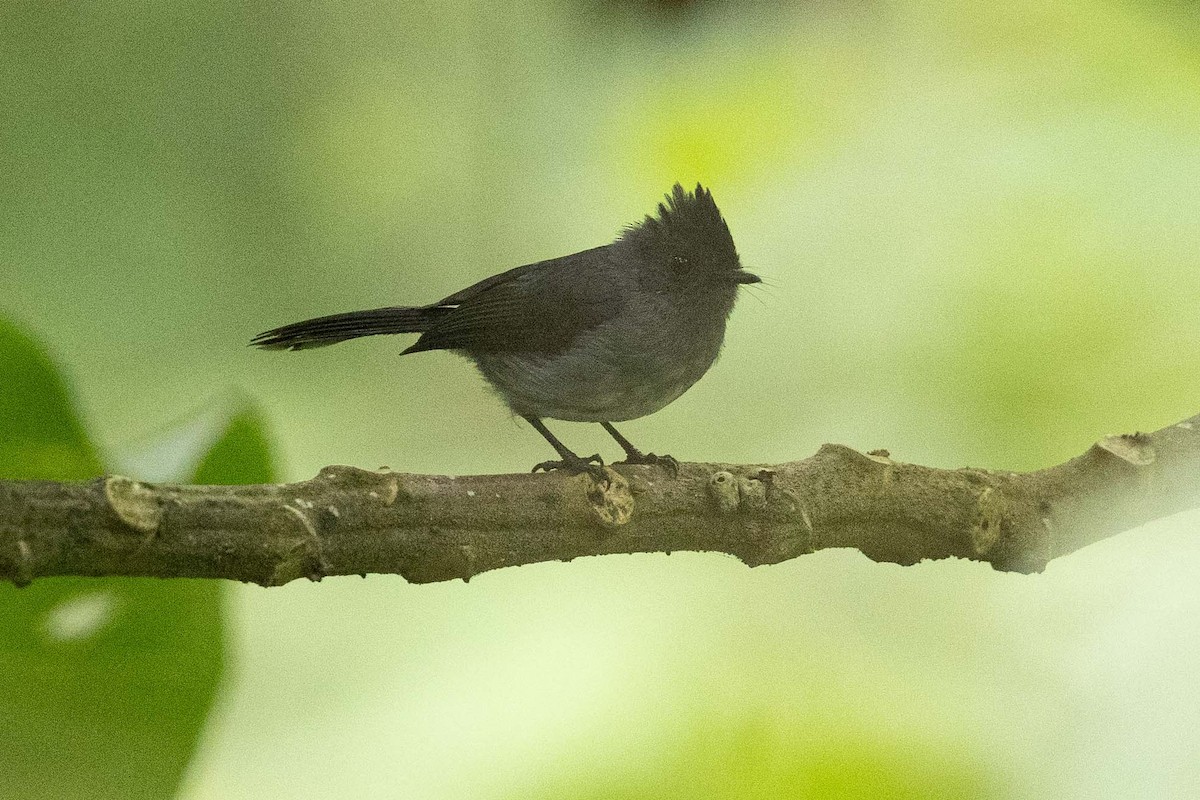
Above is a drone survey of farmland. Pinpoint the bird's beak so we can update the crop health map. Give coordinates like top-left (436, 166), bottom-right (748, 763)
top-left (733, 271), bottom-right (761, 285)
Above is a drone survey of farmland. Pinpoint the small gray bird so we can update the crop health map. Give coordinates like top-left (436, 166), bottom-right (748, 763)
top-left (252, 183), bottom-right (759, 474)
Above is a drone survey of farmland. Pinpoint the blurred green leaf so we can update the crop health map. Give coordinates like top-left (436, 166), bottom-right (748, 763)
top-left (0, 317), bottom-right (103, 481)
top-left (0, 319), bottom-right (274, 800)
top-left (192, 402), bottom-right (275, 486)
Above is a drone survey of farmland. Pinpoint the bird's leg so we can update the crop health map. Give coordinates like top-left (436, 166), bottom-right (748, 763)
top-left (601, 422), bottom-right (679, 476)
top-left (524, 416), bottom-right (605, 479)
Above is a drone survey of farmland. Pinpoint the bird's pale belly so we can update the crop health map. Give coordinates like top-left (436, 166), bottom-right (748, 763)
top-left (471, 317), bottom-right (726, 422)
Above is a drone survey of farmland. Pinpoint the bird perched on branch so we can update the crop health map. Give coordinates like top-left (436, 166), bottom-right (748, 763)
top-left (252, 183), bottom-right (759, 476)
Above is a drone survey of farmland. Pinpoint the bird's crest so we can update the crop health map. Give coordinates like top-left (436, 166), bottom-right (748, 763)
top-left (620, 183), bottom-right (740, 273)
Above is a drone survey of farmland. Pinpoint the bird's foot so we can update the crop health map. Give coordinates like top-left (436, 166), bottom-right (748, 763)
top-left (531, 452), bottom-right (606, 481)
top-left (618, 451), bottom-right (679, 477)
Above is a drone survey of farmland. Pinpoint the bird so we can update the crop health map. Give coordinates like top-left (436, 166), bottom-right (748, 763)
top-left (251, 183), bottom-right (759, 476)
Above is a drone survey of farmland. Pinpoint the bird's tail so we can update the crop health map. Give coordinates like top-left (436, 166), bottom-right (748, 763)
top-left (250, 306), bottom-right (442, 351)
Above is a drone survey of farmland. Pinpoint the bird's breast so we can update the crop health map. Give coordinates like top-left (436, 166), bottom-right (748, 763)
top-left (471, 293), bottom-right (731, 422)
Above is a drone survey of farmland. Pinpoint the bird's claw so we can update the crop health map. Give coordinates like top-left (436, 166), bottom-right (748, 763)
top-left (618, 451), bottom-right (679, 477)
top-left (531, 453), bottom-right (606, 481)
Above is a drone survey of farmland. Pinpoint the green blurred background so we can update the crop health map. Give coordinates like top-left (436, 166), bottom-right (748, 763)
top-left (3, 0), bottom-right (1200, 797)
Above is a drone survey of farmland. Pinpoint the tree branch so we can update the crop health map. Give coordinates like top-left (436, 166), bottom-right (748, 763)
top-left (2, 413), bottom-right (1198, 587)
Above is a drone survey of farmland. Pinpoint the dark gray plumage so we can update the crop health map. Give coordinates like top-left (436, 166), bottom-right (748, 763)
top-left (252, 183), bottom-right (759, 474)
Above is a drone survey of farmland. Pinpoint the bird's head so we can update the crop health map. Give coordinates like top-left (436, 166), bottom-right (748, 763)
top-left (620, 183), bottom-right (759, 294)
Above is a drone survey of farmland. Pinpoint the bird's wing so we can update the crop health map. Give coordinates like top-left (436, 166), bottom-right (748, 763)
top-left (403, 246), bottom-right (627, 355)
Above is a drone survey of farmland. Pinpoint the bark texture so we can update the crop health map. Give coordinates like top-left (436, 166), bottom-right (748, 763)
top-left (2, 414), bottom-right (1198, 587)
